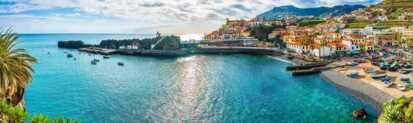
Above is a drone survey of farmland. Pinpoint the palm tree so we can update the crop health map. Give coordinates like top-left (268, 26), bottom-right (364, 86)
top-left (0, 29), bottom-right (37, 106)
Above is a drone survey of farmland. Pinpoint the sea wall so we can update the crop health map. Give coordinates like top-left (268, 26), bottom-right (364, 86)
top-left (321, 70), bottom-right (395, 112)
top-left (193, 47), bottom-right (284, 56)
top-left (118, 49), bottom-right (189, 56)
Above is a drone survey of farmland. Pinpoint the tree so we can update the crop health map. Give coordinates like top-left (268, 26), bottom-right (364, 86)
top-left (249, 24), bottom-right (283, 42)
top-left (0, 29), bottom-right (37, 106)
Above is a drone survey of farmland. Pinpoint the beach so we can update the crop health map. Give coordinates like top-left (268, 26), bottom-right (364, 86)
top-left (321, 61), bottom-right (413, 112)
top-left (321, 69), bottom-right (394, 112)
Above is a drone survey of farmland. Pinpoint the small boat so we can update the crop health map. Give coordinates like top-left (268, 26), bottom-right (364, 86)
top-left (103, 55), bottom-right (111, 59)
top-left (384, 81), bottom-right (393, 88)
top-left (402, 68), bottom-right (413, 74)
top-left (403, 64), bottom-right (413, 69)
top-left (378, 76), bottom-right (392, 82)
top-left (401, 70), bottom-right (411, 74)
top-left (347, 71), bottom-right (359, 78)
top-left (401, 76), bottom-right (410, 82)
top-left (400, 86), bottom-right (408, 92)
top-left (406, 83), bottom-right (413, 89)
top-left (93, 59), bottom-right (100, 62)
top-left (117, 62), bottom-right (124, 66)
top-left (91, 60), bottom-right (97, 65)
top-left (91, 59), bottom-right (99, 65)
top-left (67, 54), bottom-right (73, 58)
top-left (348, 62), bottom-right (359, 67)
top-left (371, 61), bottom-right (380, 66)
top-left (370, 73), bottom-right (386, 79)
top-left (397, 84), bottom-right (408, 91)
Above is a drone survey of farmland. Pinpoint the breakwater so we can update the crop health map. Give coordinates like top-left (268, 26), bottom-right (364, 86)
top-left (59, 42), bottom-right (284, 57)
top-left (193, 47), bottom-right (283, 55)
top-left (321, 70), bottom-right (394, 112)
top-left (118, 49), bottom-right (189, 56)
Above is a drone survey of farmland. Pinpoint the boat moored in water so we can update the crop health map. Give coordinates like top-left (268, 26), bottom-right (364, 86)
top-left (67, 54), bottom-right (73, 58)
top-left (103, 55), bottom-right (111, 59)
top-left (117, 62), bottom-right (124, 66)
top-left (91, 59), bottom-right (99, 65)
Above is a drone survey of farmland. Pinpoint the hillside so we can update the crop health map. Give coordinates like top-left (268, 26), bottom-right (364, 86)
top-left (257, 5), bottom-right (365, 20)
top-left (343, 0), bottom-right (413, 28)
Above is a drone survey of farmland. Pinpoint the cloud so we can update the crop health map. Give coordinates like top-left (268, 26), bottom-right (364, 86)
top-left (230, 4), bottom-right (252, 12)
top-left (0, 0), bottom-right (380, 34)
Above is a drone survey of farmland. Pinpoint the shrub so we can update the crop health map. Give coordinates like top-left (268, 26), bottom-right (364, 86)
top-left (381, 96), bottom-right (413, 123)
top-left (0, 100), bottom-right (79, 123)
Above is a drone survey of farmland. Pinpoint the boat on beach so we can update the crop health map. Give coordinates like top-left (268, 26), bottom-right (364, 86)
top-left (347, 71), bottom-right (359, 78)
top-left (371, 74), bottom-right (386, 79)
top-left (384, 81), bottom-right (394, 88)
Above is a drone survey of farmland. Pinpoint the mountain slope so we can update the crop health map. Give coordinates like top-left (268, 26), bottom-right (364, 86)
top-left (257, 5), bottom-right (365, 20)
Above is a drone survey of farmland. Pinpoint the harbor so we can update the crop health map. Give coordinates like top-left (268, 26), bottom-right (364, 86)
top-left (21, 34), bottom-right (379, 122)
top-left (3, 0), bottom-right (413, 122)
top-left (58, 39), bottom-right (285, 57)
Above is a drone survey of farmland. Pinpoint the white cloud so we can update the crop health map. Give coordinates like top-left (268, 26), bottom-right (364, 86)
top-left (0, 0), bottom-right (380, 34)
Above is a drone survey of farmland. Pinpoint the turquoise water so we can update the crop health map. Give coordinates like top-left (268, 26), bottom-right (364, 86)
top-left (18, 34), bottom-right (378, 123)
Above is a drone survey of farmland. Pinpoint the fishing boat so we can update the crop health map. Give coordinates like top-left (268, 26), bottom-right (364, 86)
top-left (406, 83), bottom-right (413, 89)
top-left (400, 86), bottom-right (408, 92)
top-left (402, 67), bottom-right (413, 73)
top-left (378, 76), bottom-right (392, 82)
top-left (118, 62), bottom-right (124, 66)
top-left (371, 74), bottom-right (386, 79)
top-left (388, 61), bottom-right (400, 72)
top-left (67, 54), bottom-right (73, 58)
top-left (347, 71), bottom-right (359, 78)
top-left (380, 63), bottom-right (389, 70)
top-left (91, 59), bottom-right (99, 65)
top-left (103, 55), bottom-right (111, 59)
top-left (401, 76), bottom-right (410, 82)
top-left (371, 61), bottom-right (380, 66)
top-left (384, 81), bottom-right (393, 88)
top-left (91, 60), bottom-right (97, 65)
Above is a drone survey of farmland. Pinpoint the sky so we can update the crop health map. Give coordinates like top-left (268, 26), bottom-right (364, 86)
top-left (0, 0), bottom-right (381, 35)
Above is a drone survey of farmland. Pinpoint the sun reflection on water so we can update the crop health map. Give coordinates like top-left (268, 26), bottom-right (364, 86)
top-left (148, 55), bottom-right (210, 122)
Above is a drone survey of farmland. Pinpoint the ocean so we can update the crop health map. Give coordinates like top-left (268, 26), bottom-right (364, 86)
top-left (18, 34), bottom-right (377, 123)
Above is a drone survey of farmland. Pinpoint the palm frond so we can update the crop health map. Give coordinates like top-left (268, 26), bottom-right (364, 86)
top-left (0, 29), bottom-right (37, 104)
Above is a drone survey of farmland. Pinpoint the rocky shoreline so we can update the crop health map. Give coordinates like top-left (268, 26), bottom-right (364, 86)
top-left (320, 70), bottom-right (394, 112)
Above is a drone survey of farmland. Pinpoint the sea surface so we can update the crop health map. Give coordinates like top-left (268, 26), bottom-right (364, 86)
top-left (18, 34), bottom-right (378, 123)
